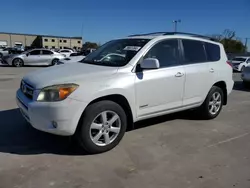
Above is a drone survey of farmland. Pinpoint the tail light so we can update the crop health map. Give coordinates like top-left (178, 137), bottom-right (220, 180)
top-left (226, 60), bottom-right (233, 68)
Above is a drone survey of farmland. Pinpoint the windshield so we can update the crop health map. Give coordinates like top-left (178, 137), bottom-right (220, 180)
top-left (232, 57), bottom-right (246, 62)
top-left (80, 39), bottom-right (150, 67)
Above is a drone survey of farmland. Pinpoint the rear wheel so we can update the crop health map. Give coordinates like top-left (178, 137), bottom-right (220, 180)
top-left (12, 58), bottom-right (24, 67)
top-left (198, 86), bottom-right (224, 119)
top-left (76, 101), bottom-right (127, 154)
top-left (51, 59), bottom-right (59, 66)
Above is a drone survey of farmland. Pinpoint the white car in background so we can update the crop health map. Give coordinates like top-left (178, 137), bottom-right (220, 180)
top-left (58, 49), bottom-right (74, 57)
top-left (57, 52), bottom-right (85, 65)
top-left (231, 56), bottom-right (250, 72)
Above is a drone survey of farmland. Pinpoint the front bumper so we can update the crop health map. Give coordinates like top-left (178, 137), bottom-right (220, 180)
top-left (16, 89), bottom-right (87, 136)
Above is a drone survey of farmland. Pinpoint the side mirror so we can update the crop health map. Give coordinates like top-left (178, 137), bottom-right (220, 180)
top-left (26, 53), bottom-right (29, 57)
top-left (140, 58), bottom-right (160, 69)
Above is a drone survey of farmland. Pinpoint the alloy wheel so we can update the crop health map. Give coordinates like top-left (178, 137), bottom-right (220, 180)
top-left (89, 110), bottom-right (121, 146)
top-left (208, 92), bottom-right (222, 115)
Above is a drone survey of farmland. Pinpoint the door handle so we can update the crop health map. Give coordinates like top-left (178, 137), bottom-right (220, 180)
top-left (175, 72), bottom-right (184, 77)
top-left (209, 68), bottom-right (214, 73)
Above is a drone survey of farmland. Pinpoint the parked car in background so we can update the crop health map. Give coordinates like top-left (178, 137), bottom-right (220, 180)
top-left (81, 48), bottom-right (96, 56)
top-left (230, 56), bottom-right (250, 72)
top-left (0, 48), bottom-right (10, 58)
top-left (16, 32), bottom-right (233, 154)
top-left (57, 52), bottom-right (85, 65)
top-left (58, 49), bottom-right (74, 57)
top-left (241, 65), bottom-right (250, 88)
top-left (3, 48), bottom-right (64, 67)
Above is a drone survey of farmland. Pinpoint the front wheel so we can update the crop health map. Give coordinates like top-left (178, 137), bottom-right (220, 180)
top-left (12, 58), bottom-right (24, 67)
top-left (76, 101), bottom-right (127, 154)
top-left (199, 86), bottom-right (224, 119)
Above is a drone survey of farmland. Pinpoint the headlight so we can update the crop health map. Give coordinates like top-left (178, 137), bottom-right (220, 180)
top-left (37, 84), bottom-right (78, 102)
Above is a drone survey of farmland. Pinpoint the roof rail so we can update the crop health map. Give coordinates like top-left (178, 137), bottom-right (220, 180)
top-left (128, 32), bottom-right (217, 41)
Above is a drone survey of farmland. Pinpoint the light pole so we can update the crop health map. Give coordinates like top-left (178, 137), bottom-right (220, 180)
top-left (173, 20), bottom-right (181, 32)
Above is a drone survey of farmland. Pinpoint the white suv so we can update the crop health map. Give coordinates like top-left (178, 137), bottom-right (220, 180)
top-left (16, 32), bottom-right (234, 154)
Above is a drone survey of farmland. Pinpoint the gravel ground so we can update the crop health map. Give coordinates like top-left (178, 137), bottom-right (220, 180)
top-left (0, 67), bottom-right (249, 188)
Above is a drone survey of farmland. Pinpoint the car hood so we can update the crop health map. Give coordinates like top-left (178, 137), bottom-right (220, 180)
top-left (23, 63), bottom-right (118, 89)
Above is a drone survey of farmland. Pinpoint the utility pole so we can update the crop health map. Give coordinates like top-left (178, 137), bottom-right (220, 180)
top-left (245, 38), bottom-right (248, 53)
top-left (172, 20), bottom-right (181, 32)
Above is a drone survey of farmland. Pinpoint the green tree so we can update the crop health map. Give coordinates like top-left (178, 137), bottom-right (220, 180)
top-left (82, 42), bottom-right (99, 50)
top-left (210, 30), bottom-right (246, 53)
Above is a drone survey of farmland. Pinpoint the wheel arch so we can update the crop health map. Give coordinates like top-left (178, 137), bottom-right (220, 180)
top-left (12, 58), bottom-right (24, 66)
top-left (213, 81), bottom-right (227, 105)
top-left (79, 94), bottom-right (134, 131)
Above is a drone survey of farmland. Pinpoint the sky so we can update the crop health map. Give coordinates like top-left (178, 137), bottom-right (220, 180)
top-left (1, 0), bottom-right (250, 45)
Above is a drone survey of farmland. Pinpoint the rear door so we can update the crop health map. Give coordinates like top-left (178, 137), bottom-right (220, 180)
top-left (41, 50), bottom-right (54, 65)
top-left (180, 39), bottom-right (212, 106)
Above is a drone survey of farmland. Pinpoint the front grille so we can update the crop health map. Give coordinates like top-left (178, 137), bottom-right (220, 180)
top-left (20, 81), bottom-right (34, 99)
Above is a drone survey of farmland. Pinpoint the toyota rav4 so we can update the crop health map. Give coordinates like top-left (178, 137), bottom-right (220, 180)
top-left (16, 32), bottom-right (234, 154)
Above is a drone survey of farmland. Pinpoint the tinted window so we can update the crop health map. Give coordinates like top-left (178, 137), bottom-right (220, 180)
top-left (63, 40), bottom-right (67, 43)
top-left (42, 50), bottom-right (53, 55)
top-left (51, 39), bottom-right (55, 42)
top-left (44, 39), bottom-right (48, 42)
top-left (29, 50), bottom-right (40, 55)
top-left (144, 39), bottom-right (179, 68)
top-left (182, 39), bottom-right (206, 63)
top-left (205, 42), bottom-right (220, 61)
top-left (247, 58), bottom-right (250, 63)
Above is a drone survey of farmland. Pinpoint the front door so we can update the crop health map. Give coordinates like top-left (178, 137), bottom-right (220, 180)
top-left (135, 39), bottom-right (185, 118)
top-left (24, 50), bottom-right (41, 65)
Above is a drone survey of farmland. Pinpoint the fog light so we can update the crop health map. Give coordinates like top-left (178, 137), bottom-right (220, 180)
top-left (52, 121), bottom-right (58, 128)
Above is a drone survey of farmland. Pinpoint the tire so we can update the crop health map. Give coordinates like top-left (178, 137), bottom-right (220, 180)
top-left (12, 58), bottom-right (24, 67)
top-left (199, 86), bottom-right (224, 120)
top-left (51, 59), bottom-right (59, 66)
top-left (76, 100), bottom-right (127, 154)
top-left (241, 66), bottom-right (246, 72)
top-left (0, 53), bottom-right (3, 58)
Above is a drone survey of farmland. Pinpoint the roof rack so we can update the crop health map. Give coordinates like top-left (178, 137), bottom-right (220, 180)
top-left (128, 32), bottom-right (217, 41)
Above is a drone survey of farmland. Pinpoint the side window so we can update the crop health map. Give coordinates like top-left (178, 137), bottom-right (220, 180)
top-left (29, 50), bottom-right (41, 55)
top-left (205, 42), bottom-right (220, 61)
top-left (42, 50), bottom-right (53, 55)
top-left (144, 39), bottom-right (179, 68)
top-left (182, 39), bottom-right (206, 63)
top-left (247, 58), bottom-right (250, 63)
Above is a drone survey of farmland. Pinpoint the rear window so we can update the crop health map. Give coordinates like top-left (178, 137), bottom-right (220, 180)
top-left (232, 57), bottom-right (246, 62)
top-left (182, 39), bottom-right (206, 63)
top-left (205, 42), bottom-right (220, 61)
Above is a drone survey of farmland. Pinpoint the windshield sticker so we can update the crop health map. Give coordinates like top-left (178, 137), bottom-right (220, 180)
top-left (123, 46), bottom-right (141, 51)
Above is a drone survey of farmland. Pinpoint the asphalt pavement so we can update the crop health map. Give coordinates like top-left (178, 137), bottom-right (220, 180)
top-left (0, 67), bottom-right (250, 188)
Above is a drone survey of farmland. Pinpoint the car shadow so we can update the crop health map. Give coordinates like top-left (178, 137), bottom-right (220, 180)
top-left (0, 108), bottom-right (87, 155)
top-left (233, 81), bottom-right (250, 92)
top-left (0, 108), bottom-right (202, 156)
